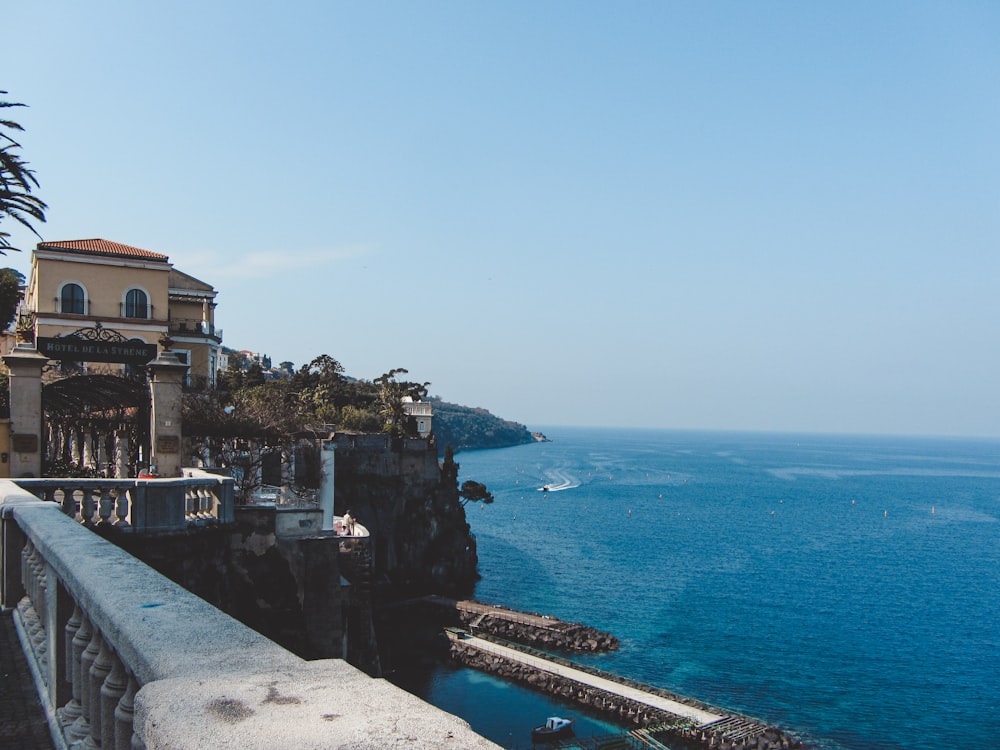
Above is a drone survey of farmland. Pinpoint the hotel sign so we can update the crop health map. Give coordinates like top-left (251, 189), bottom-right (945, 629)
top-left (37, 336), bottom-right (158, 366)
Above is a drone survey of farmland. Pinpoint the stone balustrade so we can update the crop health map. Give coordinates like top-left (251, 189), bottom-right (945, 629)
top-left (0, 481), bottom-right (500, 750)
top-left (13, 469), bottom-right (235, 534)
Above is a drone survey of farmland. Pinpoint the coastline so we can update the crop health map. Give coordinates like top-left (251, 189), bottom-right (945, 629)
top-left (385, 596), bottom-right (809, 749)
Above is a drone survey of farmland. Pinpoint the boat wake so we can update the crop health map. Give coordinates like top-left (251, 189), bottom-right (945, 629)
top-left (538, 468), bottom-right (579, 492)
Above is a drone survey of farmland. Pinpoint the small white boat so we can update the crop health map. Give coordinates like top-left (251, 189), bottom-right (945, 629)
top-left (531, 716), bottom-right (575, 742)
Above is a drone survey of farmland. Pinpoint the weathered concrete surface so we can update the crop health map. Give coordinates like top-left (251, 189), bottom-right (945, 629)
top-left (136, 659), bottom-right (501, 750)
top-left (13, 500), bottom-right (301, 686)
top-left (4, 487), bottom-right (503, 750)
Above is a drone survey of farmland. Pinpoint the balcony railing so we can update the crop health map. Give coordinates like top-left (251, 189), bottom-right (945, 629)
top-left (0, 480), bottom-right (500, 750)
top-left (13, 470), bottom-right (234, 534)
top-left (167, 318), bottom-right (222, 340)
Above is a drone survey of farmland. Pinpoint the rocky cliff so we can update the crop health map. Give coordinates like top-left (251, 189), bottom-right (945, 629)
top-left (331, 433), bottom-right (479, 597)
top-left (428, 398), bottom-right (546, 454)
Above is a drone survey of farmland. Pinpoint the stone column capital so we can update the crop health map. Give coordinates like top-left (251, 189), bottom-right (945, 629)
top-left (3, 344), bottom-right (49, 374)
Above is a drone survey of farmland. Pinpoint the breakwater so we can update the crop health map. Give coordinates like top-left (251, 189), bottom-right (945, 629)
top-left (423, 595), bottom-right (620, 652)
top-left (447, 631), bottom-right (808, 750)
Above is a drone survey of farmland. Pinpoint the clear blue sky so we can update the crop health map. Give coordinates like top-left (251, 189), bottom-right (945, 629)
top-left (5, 2), bottom-right (998, 437)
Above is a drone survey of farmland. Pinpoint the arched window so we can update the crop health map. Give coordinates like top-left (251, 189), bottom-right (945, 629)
top-left (60, 283), bottom-right (85, 314)
top-left (125, 288), bottom-right (148, 318)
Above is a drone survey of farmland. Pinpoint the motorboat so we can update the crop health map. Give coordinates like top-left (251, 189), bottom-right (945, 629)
top-left (531, 716), bottom-right (575, 742)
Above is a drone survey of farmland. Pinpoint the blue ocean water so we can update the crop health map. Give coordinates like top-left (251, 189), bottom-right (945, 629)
top-left (401, 428), bottom-right (1000, 750)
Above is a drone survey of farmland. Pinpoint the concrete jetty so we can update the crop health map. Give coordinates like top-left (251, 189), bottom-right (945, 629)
top-left (447, 630), bottom-right (722, 726)
top-left (446, 629), bottom-right (808, 749)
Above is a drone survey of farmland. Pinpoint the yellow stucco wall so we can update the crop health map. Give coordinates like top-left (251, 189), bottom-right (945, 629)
top-left (31, 256), bottom-right (170, 321)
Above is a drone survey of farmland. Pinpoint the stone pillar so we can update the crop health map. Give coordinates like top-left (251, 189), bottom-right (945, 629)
top-left (114, 429), bottom-right (130, 478)
top-left (147, 353), bottom-right (188, 478)
top-left (97, 434), bottom-right (109, 477)
top-left (319, 441), bottom-right (335, 531)
top-left (3, 345), bottom-right (48, 478)
top-left (82, 430), bottom-right (94, 471)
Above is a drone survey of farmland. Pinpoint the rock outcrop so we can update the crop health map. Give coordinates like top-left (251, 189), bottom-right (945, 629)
top-left (331, 433), bottom-right (479, 597)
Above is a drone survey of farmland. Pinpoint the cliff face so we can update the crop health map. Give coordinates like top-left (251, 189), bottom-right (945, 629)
top-left (102, 515), bottom-right (345, 662)
top-left (428, 399), bottom-right (542, 454)
top-left (331, 434), bottom-right (479, 597)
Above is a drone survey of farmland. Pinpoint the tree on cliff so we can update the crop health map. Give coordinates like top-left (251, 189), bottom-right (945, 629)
top-left (1, 91), bottom-right (47, 253)
top-left (375, 368), bottom-right (430, 438)
top-left (442, 445), bottom-right (495, 507)
top-left (292, 354), bottom-right (352, 423)
top-left (458, 480), bottom-right (494, 507)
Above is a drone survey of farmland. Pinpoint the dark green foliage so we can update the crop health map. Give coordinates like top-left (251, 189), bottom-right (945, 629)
top-left (0, 267), bottom-right (24, 331)
top-left (374, 368), bottom-right (430, 437)
top-left (1, 91), bottom-right (47, 253)
top-left (458, 479), bottom-right (494, 506)
top-left (191, 353), bottom-right (532, 461)
top-left (243, 362), bottom-right (266, 388)
top-left (429, 397), bottom-right (535, 454)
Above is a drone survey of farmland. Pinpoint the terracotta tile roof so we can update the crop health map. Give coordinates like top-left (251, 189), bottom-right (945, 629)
top-left (37, 238), bottom-right (169, 262)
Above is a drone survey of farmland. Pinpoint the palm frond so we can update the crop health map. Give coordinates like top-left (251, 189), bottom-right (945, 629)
top-left (0, 91), bottom-right (46, 252)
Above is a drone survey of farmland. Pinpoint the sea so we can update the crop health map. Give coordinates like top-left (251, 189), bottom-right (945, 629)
top-left (388, 427), bottom-right (1000, 750)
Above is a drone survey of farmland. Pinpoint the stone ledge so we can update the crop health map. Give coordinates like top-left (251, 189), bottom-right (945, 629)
top-left (135, 659), bottom-right (502, 750)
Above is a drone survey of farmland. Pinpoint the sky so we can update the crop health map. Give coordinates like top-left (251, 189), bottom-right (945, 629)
top-left (4, 1), bottom-right (999, 437)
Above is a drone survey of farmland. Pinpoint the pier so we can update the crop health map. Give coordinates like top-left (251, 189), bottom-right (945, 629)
top-left (420, 595), bottom-right (620, 652)
top-left (448, 630), bottom-right (722, 725)
top-left (446, 629), bottom-right (807, 749)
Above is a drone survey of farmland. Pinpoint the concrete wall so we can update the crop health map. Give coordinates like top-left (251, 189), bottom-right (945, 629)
top-left (1, 484), bottom-right (501, 749)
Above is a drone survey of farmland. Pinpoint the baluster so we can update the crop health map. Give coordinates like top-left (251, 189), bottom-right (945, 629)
top-left (99, 487), bottom-right (115, 525)
top-left (115, 674), bottom-right (139, 750)
top-left (193, 486), bottom-right (204, 523)
top-left (83, 632), bottom-right (113, 748)
top-left (208, 486), bottom-right (218, 520)
top-left (21, 538), bottom-right (35, 603)
top-left (100, 651), bottom-right (128, 750)
top-left (59, 603), bottom-right (83, 727)
top-left (114, 488), bottom-right (131, 527)
top-left (67, 614), bottom-right (94, 744)
top-left (73, 621), bottom-right (102, 748)
top-left (198, 486), bottom-right (211, 522)
top-left (196, 485), bottom-right (205, 523)
top-left (195, 485), bottom-right (207, 522)
top-left (205, 486), bottom-right (218, 522)
top-left (60, 486), bottom-right (77, 518)
top-left (29, 540), bottom-right (43, 605)
top-left (33, 548), bottom-right (48, 627)
top-left (81, 488), bottom-right (98, 527)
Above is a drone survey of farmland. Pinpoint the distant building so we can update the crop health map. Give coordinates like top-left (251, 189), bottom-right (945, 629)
top-left (20, 238), bottom-right (222, 386)
top-left (401, 396), bottom-right (433, 437)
